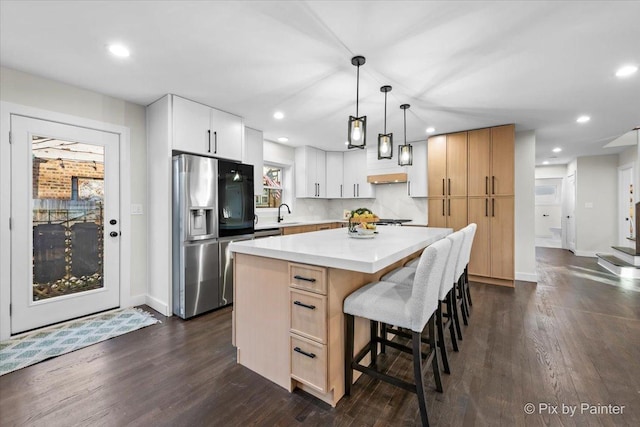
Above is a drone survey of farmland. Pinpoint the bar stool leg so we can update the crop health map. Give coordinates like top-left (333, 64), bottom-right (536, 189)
top-left (465, 267), bottom-right (473, 307)
top-left (458, 277), bottom-right (469, 326)
top-left (429, 316), bottom-right (443, 393)
top-left (451, 282), bottom-right (464, 340)
top-left (435, 303), bottom-right (450, 374)
top-left (380, 322), bottom-right (387, 354)
top-left (412, 330), bottom-right (430, 427)
top-left (370, 320), bottom-right (378, 367)
top-left (345, 313), bottom-right (354, 396)
top-left (446, 290), bottom-right (459, 352)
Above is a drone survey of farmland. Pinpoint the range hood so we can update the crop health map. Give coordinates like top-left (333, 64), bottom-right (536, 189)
top-left (366, 172), bottom-right (408, 184)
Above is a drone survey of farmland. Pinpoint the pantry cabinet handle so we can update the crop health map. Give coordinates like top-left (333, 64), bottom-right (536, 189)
top-left (492, 198), bottom-right (495, 217)
top-left (485, 198), bottom-right (488, 217)
top-left (294, 301), bottom-right (316, 310)
top-left (207, 130), bottom-right (211, 153)
top-left (214, 131), bottom-right (218, 154)
top-left (448, 178), bottom-right (451, 196)
top-left (492, 176), bottom-right (495, 194)
top-left (294, 347), bottom-right (316, 359)
top-left (442, 199), bottom-right (445, 216)
top-left (442, 179), bottom-right (445, 196)
top-left (485, 176), bottom-right (488, 195)
top-left (448, 199), bottom-right (451, 216)
top-left (293, 275), bottom-right (316, 283)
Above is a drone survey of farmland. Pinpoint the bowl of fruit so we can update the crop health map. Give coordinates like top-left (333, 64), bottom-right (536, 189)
top-left (348, 208), bottom-right (378, 236)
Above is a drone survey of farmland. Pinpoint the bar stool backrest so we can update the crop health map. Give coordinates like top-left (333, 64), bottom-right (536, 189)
top-left (455, 223), bottom-right (477, 281)
top-left (440, 230), bottom-right (465, 300)
top-left (409, 238), bottom-right (451, 332)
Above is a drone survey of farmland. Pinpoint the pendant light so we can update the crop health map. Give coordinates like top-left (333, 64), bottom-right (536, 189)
top-left (378, 85), bottom-right (393, 159)
top-left (398, 104), bottom-right (413, 166)
top-left (348, 56), bottom-right (366, 149)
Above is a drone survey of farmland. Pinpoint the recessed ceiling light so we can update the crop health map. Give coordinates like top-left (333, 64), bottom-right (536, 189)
top-left (576, 115), bottom-right (590, 123)
top-left (543, 161), bottom-right (550, 165)
top-left (277, 137), bottom-right (289, 143)
top-left (273, 111), bottom-right (284, 120)
top-left (426, 127), bottom-right (435, 134)
top-left (616, 65), bottom-right (638, 78)
top-left (552, 147), bottom-right (562, 153)
top-left (107, 44), bottom-right (130, 58)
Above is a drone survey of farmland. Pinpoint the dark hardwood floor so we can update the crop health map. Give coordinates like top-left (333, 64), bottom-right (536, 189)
top-left (1, 248), bottom-right (639, 426)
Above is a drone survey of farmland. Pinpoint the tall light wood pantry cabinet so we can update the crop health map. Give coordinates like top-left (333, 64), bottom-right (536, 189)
top-left (428, 124), bottom-right (515, 287)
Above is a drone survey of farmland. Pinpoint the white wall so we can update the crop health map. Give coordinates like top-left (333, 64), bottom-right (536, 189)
top-left (514, 130), bottom-right (537, 282)
top-left (575, 155), bottom-right (618, 255)
top-left (535, 164), bottom-right (567, 179)
top-left (0, 66), bottom-right (147, 301)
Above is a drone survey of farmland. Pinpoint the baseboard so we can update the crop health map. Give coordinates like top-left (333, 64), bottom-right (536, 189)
top-left (145, 294), bottom-right (171, 316)
top-left (129, 294), bottom-right (147, 307)
top-left (515, 272), bottom-right (538, 283)
top-left (573, 250), bottom-right (598, 258)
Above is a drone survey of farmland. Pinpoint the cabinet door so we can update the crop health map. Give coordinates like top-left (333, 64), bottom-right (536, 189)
top-left (490, 197), bottom-right (514, 280)
top-left (446, 132), bottom-right (468, 197)
top-left (467, 197), bottom-right (491, 277)
top-left (467, 128), bottom-right (491, 197)
top-left (325, 152), bottom-right (344, 198)
top-left (316, 149), bottom-right (326, 198)
top-left (490, 125), bottom-right (515, 196)
top-left (243, 127), bottom-right (263, 196)
top-left (408, 141), bottom-right (427, 197)
top-left (172, 96), bottom-right (211, 154)
top-left (446, 197), bottom-right (468, 231)
top-left (428, 198), bottom-right (447, 228)
top-left (427, 135), bottom-right (447, 197)
top-left (295, 147), bottom-right (317, 198)
top-left (342, 151), bottom-right (357, 198)
top-left (210, 108), bottom-right (242, 161)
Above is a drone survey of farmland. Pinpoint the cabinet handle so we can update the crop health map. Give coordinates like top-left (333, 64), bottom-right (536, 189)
top-left (442, 199), bottom-right (445, 216)
top-left (214, 131), bottom-right (218, 154)
top-left (318, 183), bottom-right (321, 197)
top-left (442, 179), bottom-right (445, 196)
top-left (485, 176), bottom-right (488, 195)
top-left (354, 184), bottom-right (356, 198)
top-left (293, 300), bottom-right (316, 310)
top-left (294, 347), bottom-right (316, 359)
top-left (293, 275), bottom-right (316, 283)
top-left (492, 198), bottom-right (495, 217)
top-left (340, 184), bottom-right (343, 198)
top-left (485, 198), bottom-right (488, 217)
top-left (492, 176), bottom-right (495, 195)
top-left (448, 199), bottom-right (451, 216)
top-left (357, 183), bottom-right (360, 197)
top-left (207, 130), bottom-right (211, 153)
top-left (448, 178), bottom-right (451, 196)
top-left (408, 181), bottom-right (411, 196)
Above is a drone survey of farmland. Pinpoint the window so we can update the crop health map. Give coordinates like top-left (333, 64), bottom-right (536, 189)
top-left (255, 165), bottom-right (283, 208)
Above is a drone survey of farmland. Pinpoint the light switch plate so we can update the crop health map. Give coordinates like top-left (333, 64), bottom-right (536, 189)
top-left (131, 204), bottom-right (144, 215)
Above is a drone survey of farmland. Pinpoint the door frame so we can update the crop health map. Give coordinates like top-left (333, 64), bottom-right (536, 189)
top-left (0, 101), bottom-right (132, 340)
top-left (618, 163), bottom-right (635, 246)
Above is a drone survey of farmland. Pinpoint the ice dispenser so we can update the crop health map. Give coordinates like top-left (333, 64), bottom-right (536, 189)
top-left (188, 207), bottom-right (215, 239)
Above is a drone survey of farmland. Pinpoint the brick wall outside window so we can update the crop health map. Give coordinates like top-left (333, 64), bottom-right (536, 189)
top-left (33, 158), bottom-right (104, 199)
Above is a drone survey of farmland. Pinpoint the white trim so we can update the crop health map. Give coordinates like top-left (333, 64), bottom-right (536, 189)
top-left (129, 294), bottom-right (147, 307)
top-left (515, 272), bottom-right (538, 283)
top-left (573, 250), bottom-right (598, 258)
top-left (0, 101), bottom-right (132, 341)
top-left (145, 294), bottom-right (170, 316)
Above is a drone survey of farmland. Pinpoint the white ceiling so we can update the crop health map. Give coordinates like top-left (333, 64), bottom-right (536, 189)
top-left (1, 1), bottom-right (639, 165)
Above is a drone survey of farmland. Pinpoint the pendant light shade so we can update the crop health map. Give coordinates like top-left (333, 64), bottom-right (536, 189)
top-left (378, 85), bottom-right (393, 159)
top-left (348, 56), bottom-right (366, 149)
top-left (398, 104), bottom-right (413, 166)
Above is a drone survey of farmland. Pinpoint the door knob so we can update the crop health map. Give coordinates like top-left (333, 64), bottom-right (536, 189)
top-left (109, 231), bottom-right (119, 237)
top-left (110, 219), bottom-right (117, 225)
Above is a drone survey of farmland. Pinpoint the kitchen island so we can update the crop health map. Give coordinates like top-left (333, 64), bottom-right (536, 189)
top-left (229, 226), bottom-right (451, 406)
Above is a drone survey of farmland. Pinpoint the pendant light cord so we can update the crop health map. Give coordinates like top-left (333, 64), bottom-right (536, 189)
top-left (403, 108), bottom-right (407, 144)
top-left (355, 64), bottom-right (360, 117)
top-left (383, 91), bottom-right (387, 133)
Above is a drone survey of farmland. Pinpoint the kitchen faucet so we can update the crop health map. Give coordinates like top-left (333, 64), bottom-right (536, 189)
top-left (277, 203), bottom-right (291, 223)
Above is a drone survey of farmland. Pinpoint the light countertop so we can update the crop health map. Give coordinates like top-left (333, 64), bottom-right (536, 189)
top-left (231, 226), bottom-right (451, 273)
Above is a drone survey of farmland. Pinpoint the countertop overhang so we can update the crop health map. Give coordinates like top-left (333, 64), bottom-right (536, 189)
top-left (230, 227), bottom-right (452, 273)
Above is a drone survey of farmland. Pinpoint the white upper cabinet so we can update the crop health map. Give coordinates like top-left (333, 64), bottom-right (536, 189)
top-left (171, 95), bottom-right (242, 161)
top-left (407, 141), bottom-right (427, 197)
top-left (295, 146), bottom-right (326, 198)
top-left (343, 150), bottom-right (375, 198)
top-left (325, 152), bottom-right (344, 198)
top-left (243, 127), bottom-right (264, 196)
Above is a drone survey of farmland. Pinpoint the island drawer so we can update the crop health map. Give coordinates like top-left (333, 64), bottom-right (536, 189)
top-left (290, 335), bottom-right (327, 393)
top-left (290, 289), bottom-right (327, 343)
top-left (289, 263), bottom-right (327, 294)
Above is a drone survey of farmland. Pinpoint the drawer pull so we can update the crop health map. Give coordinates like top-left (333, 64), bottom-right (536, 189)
top-left (294, 300), bottom-right (316, 310)
top-left (294, 347), bottom-right (316, 359)
top-left (293, 275), bottom-right (316, 283)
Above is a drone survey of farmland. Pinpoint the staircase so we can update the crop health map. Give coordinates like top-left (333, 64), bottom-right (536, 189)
top-left (597, 245), bottom-right (640, 278)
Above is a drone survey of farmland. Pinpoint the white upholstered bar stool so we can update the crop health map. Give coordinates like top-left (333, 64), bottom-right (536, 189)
top-left (343, 238), bottom-right (452, 427)
top-left (455, 223), bottom-right (477, 326)
top-left (379, 231), bottom-right (466, 374)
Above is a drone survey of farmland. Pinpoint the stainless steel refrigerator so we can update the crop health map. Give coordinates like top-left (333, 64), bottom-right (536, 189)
top-left (172, 154), bottom-right (220, 319)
